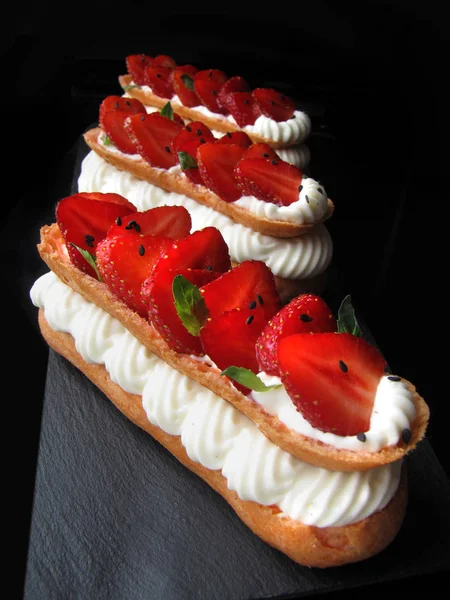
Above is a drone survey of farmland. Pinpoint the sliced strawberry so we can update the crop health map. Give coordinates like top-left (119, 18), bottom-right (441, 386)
top-left (144, 65), bottom-right (174, 98)
top-left (234, 157), bottom-right (302, 206)
top-left (151, 54), bottom-right (177, 69)
top-left (278, 333), bottom-right (387, 436)
top-left (223, 91), bottom-right (261, 127)
top-left (56, 193), bottom-right (134, 277)
top-left (106, 206), bottom-right (191, 240)
top-left (97, 231), bottom-right (173, 317)
top-left (256, 294), bottom-right (337, 376)
top-left (217, 76), bottom-right (251, 112)
top-left (124, 112), bottom-right (183, 168)
top-left (194, 69), bottom-right (228, 83)
top-left (253, 88), bottom-right (296, 122)
top-left (200, 306), bottom-right (268, 394)
top-left (215, 131), bottom-right (252, 148)
top-left (194, 79), bottom-right (227, 114)
top-left (151, 226), bottom-right (231, 276)
top-left (170, 66), bottom-right (200, 107)
top-left (172, 121), bottom-right (216, 185)
top-left (243, 142), bottom-right (279, 161)
top-left (99, 96), bottom-right (146, 130)
top-left (197, 142), bottom-right (247, 202)
top-left (143, 267), bottom-right (217, 355)
top-left (102, 110), bottom-right (139, 154)
top-left (126, 54), bottom-right (152, 85)
top-left (201, 260), bottom-right (281, 321)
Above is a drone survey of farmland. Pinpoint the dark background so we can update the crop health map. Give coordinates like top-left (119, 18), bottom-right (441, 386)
top-left (5, 1), bottom-right (447, 597)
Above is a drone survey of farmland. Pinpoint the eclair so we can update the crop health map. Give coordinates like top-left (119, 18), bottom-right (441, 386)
top-left (36, 194), bottom-right (429, 472)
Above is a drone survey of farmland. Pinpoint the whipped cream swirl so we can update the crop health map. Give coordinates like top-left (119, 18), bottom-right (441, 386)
top-left (78, 151), bottom-right (332, 280)
top-left (31, 272), bottom-right (402, 528)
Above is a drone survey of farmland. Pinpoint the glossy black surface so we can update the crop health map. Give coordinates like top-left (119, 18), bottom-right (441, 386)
top-left (8, 4), bottom-right (446, 597)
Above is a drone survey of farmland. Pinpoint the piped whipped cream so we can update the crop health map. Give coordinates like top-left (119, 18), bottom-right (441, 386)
top-left (135, 85), bottom-right (311, 145)
top-left (250, 372), bottom-right (416, 452)
top-left (31, 271), bottom-right (402, 528)
top-left (79, 151), bottom-right (332, 281)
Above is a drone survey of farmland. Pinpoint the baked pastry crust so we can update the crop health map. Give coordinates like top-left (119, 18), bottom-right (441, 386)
top-left (119, 74), bottom-right (304, 149)
top-left (37, 309), bottom-right (408, 568)
top-left (37, 223), bottom-right (430, 472)
top-left (83, 127), bottom-right (334, 239)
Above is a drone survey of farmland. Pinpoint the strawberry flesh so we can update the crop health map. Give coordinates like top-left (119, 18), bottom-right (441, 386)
top-left (197, 142), bottom-right (247, 202)
top-left (253, 88), bottom-right (296, 122)
top-left (194, 79), bottom-right (227, 114)
top-left (99, 96), bottom-right (146, 130)
top-left (200, 260), bottom-right (281, 321)
top-left (172, 121), bottom-right (215, 185)
top-left (106, 206), bottom-right (191, 240)
top-left (151, 55), bottom-right (177, 69)
top-left (145, 65), bottom-right (174, 98)
top-left (277, 333), bottom-right (387, 436)
top-left (56, 193), bottom-right (134, 277)
top-left (215, 131), bottom-right (252, 148)
top-left (217, 76), bottom-right (251, 112)
top-left (124, 112), bottom-right (183, 168)
top-left (170, 66), bottom-right (200, 107)
top-left (243, 143), bottom-right (279, 161)
top-left (126, 54), bottom-right (153, 85)
top-left (223, 91), bottom-right (261, 127)
top-left (234, 157), bottom-right (302, 206)
top-left (102, 110), bottom-right (140, 154)
top-left (256, 294), bottom-right (337, 376)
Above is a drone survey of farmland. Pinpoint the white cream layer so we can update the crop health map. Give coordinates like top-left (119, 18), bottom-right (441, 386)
top-left (78, 151), bottom-right (333, 281)
top-left (31, 271), bottom-right (401, 528)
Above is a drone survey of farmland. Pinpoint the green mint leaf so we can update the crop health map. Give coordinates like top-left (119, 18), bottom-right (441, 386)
top-left (123, 84), bottom-right (141, 91)
top-left (177, 151), bottom-right (198, 170)
top-left (221, 367), bottom-right (282, 392)
top-left (160, 101), bottom-right (174, 120)
top-left (69, 243), bottom-right (103, 282)
top-left (101, 134), bottom-right (113, 146)
top-left (172, 275), bottom-right (208, 336)
top-left (337, 294), bottom-right (362, 337)
top-left (181, 73), bottom-right (194, 90)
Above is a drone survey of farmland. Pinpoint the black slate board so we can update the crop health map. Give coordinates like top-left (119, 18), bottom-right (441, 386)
top-left (23, 349), bottom-right (450, 600)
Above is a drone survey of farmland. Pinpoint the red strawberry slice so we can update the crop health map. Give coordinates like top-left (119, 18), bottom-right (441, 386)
top-left (201, 260), bottom-right (281, 321)
top-left (200, 306), bottom-right (269, 394)
top-left (143, 267), bottom-right (218, 355)
top-left (151, 55), bottom-right (177, 69)
top-left (102, 110), bottom-right (140, 154)
top-left (217, 76), bottom-right (250, 112)
top-left (126, 54), bottom-right (153, 85)
top-left (253, 88), bottom-right (296, 122)
top-left (197, 142), bottom-right (247, 202)
top-left (243, 143), bottom-right (279, 161)
top-left (56, 193), bottom-right (134, 277)
top-left (106, 206), bottom-right (191, 240)
top-left (172, 121), bottom-right (215, 185)
top-left (278, 333), bottom-right (387, 436)
top-left (194, 79), bottom-right (227, 114)
top-left (124, 112), bottom-right (183, 168)
top-left (151, 226), bottom-right (231, 276)
top-left (234, 157), bottom-right (302, 206)
top-left (215, 131), bottom-right (252, 148)
top-left (99, 96), bottom-right (146, 130)
top-left (194, 69), bottom-right (228, 83)
top-left (223, 92), bottom-right (261, 127)
top-left (97, 231), bottom-right (173, 317)
top-left (144, 65), bottom-right (174, 98)
top-left (256, 294), bottom-right (337, 376)
top-left (170, 66), bottom-right (200, 107)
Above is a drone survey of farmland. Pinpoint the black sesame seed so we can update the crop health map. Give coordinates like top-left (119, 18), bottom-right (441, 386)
top-left (186, 125), bottom-right (192, 132)
top-left (205, 265), bottom-right (213, 271)
top-left (271, 160), bottom-right (279, 165)
top-left (164, 145), bottom-right (171, 153)
top-left (357, 432), bottom-right (367, 442)
top-left (134, 222), bottom-right (141, 233)
top-left (208, 70), bottom-right (213, 78)
top-left (299, 313), bottom-right (312, 322)
top-left (126, 100), bottom-right (131, 106)
top-left (246, 315), bottom-right (254, 325)
top-left (305, 194), bottom-right (310, 203)
top-left (227, 132), bottom-right (232, 138)
top-left (402, 428), bottom-right (411, 444)
top-left (196, 129), bottom-right (202, 135)
top-left (339, 360), bottom-right (348, 373)
top-left (244, 99), bottom-right (249, 104)
top-left (141, 115), bottom-right (146, 121)
top-left (270, 100), bottom-right (275, 105)
top-left (200, 138), bottom-right (205, 144)
top-left (115, 102), bottom-right (119, 109)
top-left (84, 234), bottom-right (95, 248)
top-left (257, 294), bottom-right (264, 305)
top-left (298, 185), bottom-right (303, 192)
top-left (388, 375), bottom-right (401, 382)
top-left (116, 216), bottom-right (122, 226)
top-left (138, 244), bottom-right (145, 256)
top-left (157, 73), bottom-right (161, 78)
top-left (125, 221), bottom-right (135, 230)
top-left (248, 300), bottom-right (257, 309)
top-left (263, 153), bottom-right (269, 158)
top-left (212, 90), bottom-right (217, 96)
